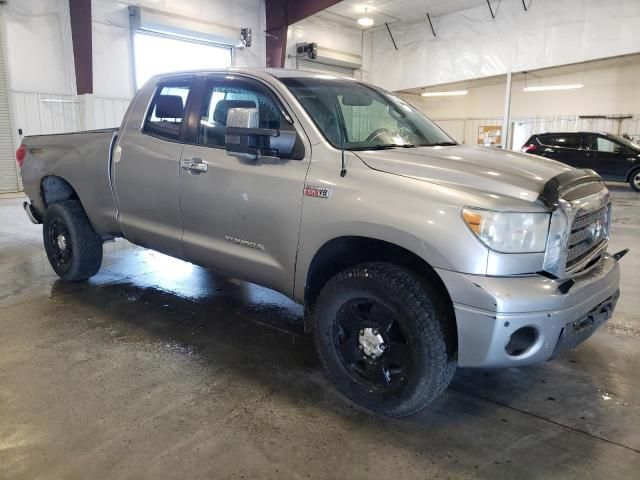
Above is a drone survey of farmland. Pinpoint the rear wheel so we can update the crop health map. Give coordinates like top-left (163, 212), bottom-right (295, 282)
top-left (312, 262), bottom-right (456, 417)
top-left (630, 169), bottom-right (640, 192)
top-left (43, 200), bottom-right (103, 281)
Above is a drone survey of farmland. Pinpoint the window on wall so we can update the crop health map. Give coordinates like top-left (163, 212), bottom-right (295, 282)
top-left (134, 33), bottom-right (232, 88)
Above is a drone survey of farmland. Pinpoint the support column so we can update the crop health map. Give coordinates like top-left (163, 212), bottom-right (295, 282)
top-left (501, 71), bottom-right (512, 150)
top-left (68, 0), bottom-right (93, 94)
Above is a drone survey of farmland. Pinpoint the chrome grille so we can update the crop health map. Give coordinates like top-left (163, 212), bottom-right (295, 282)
top-left (566, 204), bottom-right (610, 270)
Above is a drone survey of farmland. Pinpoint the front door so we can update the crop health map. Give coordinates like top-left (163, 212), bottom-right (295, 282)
top-left (114, 77), bottom-right (194, 258)
top-left (178, 75), bottom-right (310, 296)
top-left (582, 134), bottom-right (629, 180)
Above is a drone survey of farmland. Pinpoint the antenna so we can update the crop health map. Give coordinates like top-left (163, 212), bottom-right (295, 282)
top-left (340, 120), bottom-right (347, 177)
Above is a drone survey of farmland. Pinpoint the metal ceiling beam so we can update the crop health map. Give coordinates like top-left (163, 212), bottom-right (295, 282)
top-left (385, 23), bottom-right (398, 49)
top-left (68, 0), bottom-right (93, 94)
top-left (264, 0), bottom-right (342, 68)
top-left (486, 0), bottom-right (495, 19)
top-left (426, 13), bottom-right (436, 37)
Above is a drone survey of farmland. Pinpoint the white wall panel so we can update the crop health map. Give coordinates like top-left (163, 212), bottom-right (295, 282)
top-left (9, 92), bottom-right (81, 137)
top-left (431, 114), bottom-right (640, 149)
top-left (80, 95), bottom-right (131, 130)
top-left (2, 0), bottom-right (76, 95)
top-left (286, 16), bottom-right (363, 75)
top-left (367, 0), bottom-right (640, 91)
top-left (0, 14), bottom-right (18, 193)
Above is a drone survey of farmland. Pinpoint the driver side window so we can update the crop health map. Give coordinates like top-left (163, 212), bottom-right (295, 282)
top-left (198, 78), bottom-right (289, 148)
top-left (584, 135), bottom-right (620, 153)
top-left (595, 137), bottom-right (619, 153)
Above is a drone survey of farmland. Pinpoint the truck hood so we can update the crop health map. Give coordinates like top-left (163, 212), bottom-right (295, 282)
top-left (355, 145), bottom-right (572, 203)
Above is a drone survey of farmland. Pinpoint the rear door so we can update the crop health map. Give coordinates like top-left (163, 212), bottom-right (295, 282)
top-left (582, 134), bottom-right (629, 180)
top-left (536, 133), bottom-right (581, 167)
top-left (178, 74), bottom-right (311, 296)
top-left (113, 76), bottom-right (194, 258)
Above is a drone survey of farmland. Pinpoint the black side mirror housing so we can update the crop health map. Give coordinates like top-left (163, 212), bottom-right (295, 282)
top-left (224, 108), bottom-right (302, 160)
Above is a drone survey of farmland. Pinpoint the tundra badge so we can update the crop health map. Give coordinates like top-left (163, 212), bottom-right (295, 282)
top-left (224, 236), bottom-right (265, 251)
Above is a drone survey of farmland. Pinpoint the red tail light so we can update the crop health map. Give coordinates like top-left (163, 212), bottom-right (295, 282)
top-left (522, 143), bottom-right (538, 154)
top-left (16, 144), bottom-right (27, 168)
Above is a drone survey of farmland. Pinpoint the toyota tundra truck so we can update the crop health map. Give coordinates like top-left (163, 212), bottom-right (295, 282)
top-left (17, 68), bottom-right (625, 417)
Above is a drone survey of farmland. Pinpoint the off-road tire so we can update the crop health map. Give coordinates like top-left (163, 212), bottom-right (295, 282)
top-left (313, 262), bottom-right (456, 417)
top-left (43, 200), bottom-right (103, 281)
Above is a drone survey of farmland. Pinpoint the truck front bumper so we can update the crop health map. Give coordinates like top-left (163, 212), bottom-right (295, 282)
top-left (436, 253), bottom-right (621, 368)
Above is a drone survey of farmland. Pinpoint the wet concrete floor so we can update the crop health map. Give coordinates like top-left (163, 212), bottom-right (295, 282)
top-left (0, 184), bottom-right (639, 479)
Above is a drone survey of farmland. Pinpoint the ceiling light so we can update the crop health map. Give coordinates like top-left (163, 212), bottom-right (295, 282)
top-left (358, 8), bottom-right (374, 27)
top-left (523, 84), bottom-right (583, 92)
top-left (421, 90), bottom-right (468, 97)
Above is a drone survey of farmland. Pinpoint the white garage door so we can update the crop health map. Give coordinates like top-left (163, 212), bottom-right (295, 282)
top-left (0, 21), bottom-right (18, 193)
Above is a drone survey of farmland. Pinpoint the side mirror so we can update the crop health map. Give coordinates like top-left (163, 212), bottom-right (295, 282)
top-left (614, 145), bottom-right (623, 155)
top-left (225, 108), bottom-right (299, 160)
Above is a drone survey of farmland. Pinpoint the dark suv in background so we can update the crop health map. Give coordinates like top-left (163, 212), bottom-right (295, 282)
top-left (522, 132), bottom-right (640, 191)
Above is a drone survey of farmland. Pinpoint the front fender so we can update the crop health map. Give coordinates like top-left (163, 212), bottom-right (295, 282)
top-left (293, 158), bottom-right (489, 302)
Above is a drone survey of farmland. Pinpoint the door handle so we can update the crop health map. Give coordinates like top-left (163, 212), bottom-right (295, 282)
top-left (180, 158), bottom-right (208, 173)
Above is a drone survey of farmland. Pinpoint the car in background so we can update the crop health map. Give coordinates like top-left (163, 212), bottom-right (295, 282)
top-left (522, 132), bottom-right (640, 191)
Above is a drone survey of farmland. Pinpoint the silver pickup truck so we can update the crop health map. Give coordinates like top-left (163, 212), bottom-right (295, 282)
top-left (18, 68), bottom-right (625, 417)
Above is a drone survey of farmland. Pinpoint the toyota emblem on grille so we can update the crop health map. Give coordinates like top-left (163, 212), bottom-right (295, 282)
top-left (586, 220), bottom-right (603, 244)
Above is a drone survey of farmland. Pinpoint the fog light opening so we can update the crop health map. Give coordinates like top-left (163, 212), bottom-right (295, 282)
top-left (505, 326), bottom-right (539, 357)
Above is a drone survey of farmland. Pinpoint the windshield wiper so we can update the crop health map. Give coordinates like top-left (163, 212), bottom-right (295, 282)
top-left (419, 141), bottom-right (457, 147)
top-left (349, 144), bottom-right (416, 151)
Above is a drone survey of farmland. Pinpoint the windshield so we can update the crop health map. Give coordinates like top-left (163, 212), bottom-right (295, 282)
top-left (611, 134), bottom-right (640, 151)
top-left (280, 77), bottom-right (456, 150)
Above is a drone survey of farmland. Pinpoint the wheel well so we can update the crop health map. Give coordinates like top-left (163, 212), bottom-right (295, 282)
top-left (627, 166), bottom-right (640, 182)
top-left (41, 176), bottom-right (79, 207)
top-left (304, 236), bottom-right (457, 355)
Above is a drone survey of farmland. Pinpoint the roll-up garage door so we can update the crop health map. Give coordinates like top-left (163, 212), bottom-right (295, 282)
top-left (0, 20), bottom-right (18, 193)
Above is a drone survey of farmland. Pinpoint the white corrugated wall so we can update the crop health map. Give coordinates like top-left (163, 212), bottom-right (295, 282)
top-left (0, 18), bottom-right (19, 193)
top-left (432, 114), bottom-right (640, 149)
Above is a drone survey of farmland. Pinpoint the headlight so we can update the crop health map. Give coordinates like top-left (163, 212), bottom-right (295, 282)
top-left (462, 208), bottom-right (550, 253)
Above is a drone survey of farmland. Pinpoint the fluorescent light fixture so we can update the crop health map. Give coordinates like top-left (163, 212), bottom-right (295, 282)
top-left (523, 84), bottom-right (583, 92)
top-left (421, 90), bottom-right (468, 97)
top-left (358, 7), bottom-right (374, 26)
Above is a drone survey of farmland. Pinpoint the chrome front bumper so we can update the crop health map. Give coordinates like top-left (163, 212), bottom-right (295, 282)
top-left (436, 253), bottom-right (621, 368)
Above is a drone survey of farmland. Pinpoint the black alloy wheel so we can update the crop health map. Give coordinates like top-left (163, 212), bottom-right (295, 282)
top-left (47, 217), bottom-right (73, 272)
top-left (334, 298), bottom-right (412, 393)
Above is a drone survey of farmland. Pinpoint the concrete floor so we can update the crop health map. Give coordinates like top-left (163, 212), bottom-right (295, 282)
top-left (1, 185), bottom-right (639, 480)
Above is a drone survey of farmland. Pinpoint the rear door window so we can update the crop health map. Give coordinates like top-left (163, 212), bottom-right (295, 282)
top-left (144, 81), bottom-right (192, 141)
top-left (538, 134), bottom-right (580, 148)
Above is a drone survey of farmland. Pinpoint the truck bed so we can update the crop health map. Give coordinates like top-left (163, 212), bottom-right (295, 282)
top-left (21, 128), bottom-right (122, 236)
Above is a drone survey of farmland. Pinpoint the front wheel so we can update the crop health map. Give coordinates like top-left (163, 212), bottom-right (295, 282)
top-left (43, 200), bottom-right (103, 281)
top-left (630, 169), bottom-right (640, 192)
top-left (312, 262), bottom-right (456, 417)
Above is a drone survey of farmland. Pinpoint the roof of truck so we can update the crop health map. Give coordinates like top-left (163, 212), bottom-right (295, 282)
top-left (149, 67), bottom-right (355, 82)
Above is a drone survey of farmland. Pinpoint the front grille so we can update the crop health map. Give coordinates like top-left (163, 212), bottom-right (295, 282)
top-left (566, 204), bottom-right (610, 270)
